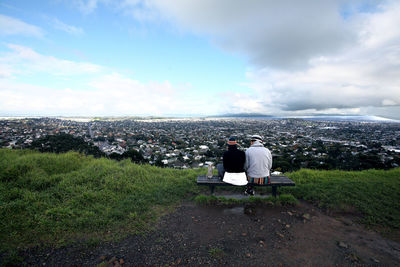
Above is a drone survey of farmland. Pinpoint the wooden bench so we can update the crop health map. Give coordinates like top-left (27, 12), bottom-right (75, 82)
top-left (197, 175), bottom-right (295, 197)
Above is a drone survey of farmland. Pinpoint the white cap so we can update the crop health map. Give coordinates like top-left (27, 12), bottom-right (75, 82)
top-left (250, 134), bottom-right (263, 142)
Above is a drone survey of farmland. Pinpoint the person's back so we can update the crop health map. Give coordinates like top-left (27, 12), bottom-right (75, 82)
top-left (245, 140), bottom-right (272, 178)
top-left (217, 137), bottom-right (247, 186)
top-left (223, 145), bottom-right (246, 173)
top-left (244, 135), bottom-right (272, 195)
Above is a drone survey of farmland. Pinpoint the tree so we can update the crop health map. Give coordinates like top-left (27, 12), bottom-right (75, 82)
top-left (123, 149), bottom-right (146, 164)
top-left (29, 133), bottom-right (104, 157)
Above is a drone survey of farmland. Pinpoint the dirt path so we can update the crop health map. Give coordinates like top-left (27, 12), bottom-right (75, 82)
top-left (22, 200), bottom-right (400, 266)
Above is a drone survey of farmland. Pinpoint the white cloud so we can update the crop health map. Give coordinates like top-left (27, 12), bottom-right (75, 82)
top-left (0, 14), bottom-right (44, 37)
top-left (0, 74), bottom-right (220, 116)
top-left (0, 43), bottom-right (222, 116)
top-left (72, 0), bottom-right (112, 15)
top-left (123, 0), bottom-right (358, 69)
top-left (52, 18), bottom-right (84, 36)
top-left (1, 44), bottom-right (102, 77)
top-left (74, 0), bottom-right (99, 14)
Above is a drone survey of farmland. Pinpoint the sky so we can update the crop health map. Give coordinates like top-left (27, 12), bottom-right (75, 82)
top-left (1, 0), bottom-right (400, 119)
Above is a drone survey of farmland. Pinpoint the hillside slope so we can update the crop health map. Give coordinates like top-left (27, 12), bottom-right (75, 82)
top-left (1, 149), bottom-right (399, 256)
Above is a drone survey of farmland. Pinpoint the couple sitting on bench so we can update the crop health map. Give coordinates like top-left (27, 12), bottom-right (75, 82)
top-left (216, 135), bottom-right (273, 196)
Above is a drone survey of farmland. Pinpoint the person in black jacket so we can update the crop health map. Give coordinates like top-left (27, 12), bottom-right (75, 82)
top-left (217, 137), bottom-right (246, 178)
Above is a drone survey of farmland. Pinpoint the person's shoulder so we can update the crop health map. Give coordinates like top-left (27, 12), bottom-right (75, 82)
top-left (238, 149), bottom-right (245, 155)
top-left (245, 146), bottom-right (254, 153)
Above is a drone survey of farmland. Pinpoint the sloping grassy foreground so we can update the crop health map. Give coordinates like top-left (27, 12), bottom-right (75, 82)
top-left (1, 149), bottom-right (399, 255)
top-left (283, 168), bottom-right (400, 230)
top-left (0, 149), bottom-right (204, 253)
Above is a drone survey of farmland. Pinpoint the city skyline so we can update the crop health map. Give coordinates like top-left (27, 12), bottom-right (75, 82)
top-left (1, 1), bottom-right (400, 119)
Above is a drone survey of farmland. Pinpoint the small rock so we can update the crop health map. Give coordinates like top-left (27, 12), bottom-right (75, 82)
top-left (245, 253), bottom-right (252, 258)
top-left (302, 213), bottom-right (311, 220)
top-left (371, 258), bottom-right (380, 263)
top-left (285, 224), bottom-right (290, 228)
top-left (277, 232), bottom-right (284, 238)
top-left (119, 258), bottom-right (125, 265)
top-left (348, 253), bottom-right (359, 262)
top-left (338, 241), bottom-right (348, 249)
top-left (340, 218), bottom-right (353, 226)
top-left (278, 219), bottom-right (282, 223)
top-left (259, 240), bottom-right (265, 247)
top-left (287, 211), bottom-right (293, 216)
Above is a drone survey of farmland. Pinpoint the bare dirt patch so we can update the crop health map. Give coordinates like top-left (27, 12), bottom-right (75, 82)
top-left (20, 200), bottom-right (400, 266)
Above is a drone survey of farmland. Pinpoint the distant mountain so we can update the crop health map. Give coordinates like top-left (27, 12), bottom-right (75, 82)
top-left (210, 113), bottom-right (273, 118)
top-left (207, 113), bottom-right (400, 123)
top-left (294, 115), bottom-right (400, 123)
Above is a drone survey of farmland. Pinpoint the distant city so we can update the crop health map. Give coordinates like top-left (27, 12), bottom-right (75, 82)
top-left (1, 116), bottom-right (399, 172)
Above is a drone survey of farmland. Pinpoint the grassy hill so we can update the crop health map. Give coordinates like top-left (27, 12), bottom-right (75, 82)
top-left (284, 169), bottom-right (400, 230)
top-left (1, 149), bottom-right (399, 255)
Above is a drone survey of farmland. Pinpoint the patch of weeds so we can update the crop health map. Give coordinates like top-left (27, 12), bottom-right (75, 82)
top-left (85, 237), bottom-right (101, 248)
top-left (96, 262), bottom-right (108, 267)
top-left (209, 247), bottom-right (225, 259)
top-left (277, 194), bottom-right (299, 206)
top-left (194, 195), bottom-right (219, 205)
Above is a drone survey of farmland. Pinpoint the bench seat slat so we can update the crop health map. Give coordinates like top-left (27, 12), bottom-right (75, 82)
top-left (197, 175), bottom-right (295, 186)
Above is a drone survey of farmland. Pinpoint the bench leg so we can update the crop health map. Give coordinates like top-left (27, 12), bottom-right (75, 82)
top-left (210, 185), bottom-right (215, 195)
top-left (272, 186), bottom-right (277, 197)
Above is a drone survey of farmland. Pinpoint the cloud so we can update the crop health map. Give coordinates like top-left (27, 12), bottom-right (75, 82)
top-left (255, 1), bottom-right (400, 113)
top-left (3, 1), bottom-right (400, 118)
top-left (0, 44), bottom-right (220, 116)
top-left (0, 74), bottom-right (220, 116)
top-left (51, 18), bottom-right (84, 35)
top-left (121, 0), bottom-right (359, 70)
top-left (1, 44), bottom-right (103, 76)
top-left (129, 0), bottom-right (399, 116)
top-left (72, 0), bottom-right (111, 15)
top-left (0, 14), bottom-right (44, 37)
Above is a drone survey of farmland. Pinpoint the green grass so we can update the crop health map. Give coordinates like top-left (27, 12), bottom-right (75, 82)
top-left (0, 149), bottom-right (204, 254)
top-left (194, 194), bottom-right (298, 206)
top-left (282, 168), bottom-right (400, 229)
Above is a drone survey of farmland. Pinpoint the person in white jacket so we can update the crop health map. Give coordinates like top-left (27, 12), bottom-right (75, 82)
top-left (245, 135), bottom-right (272, 195)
